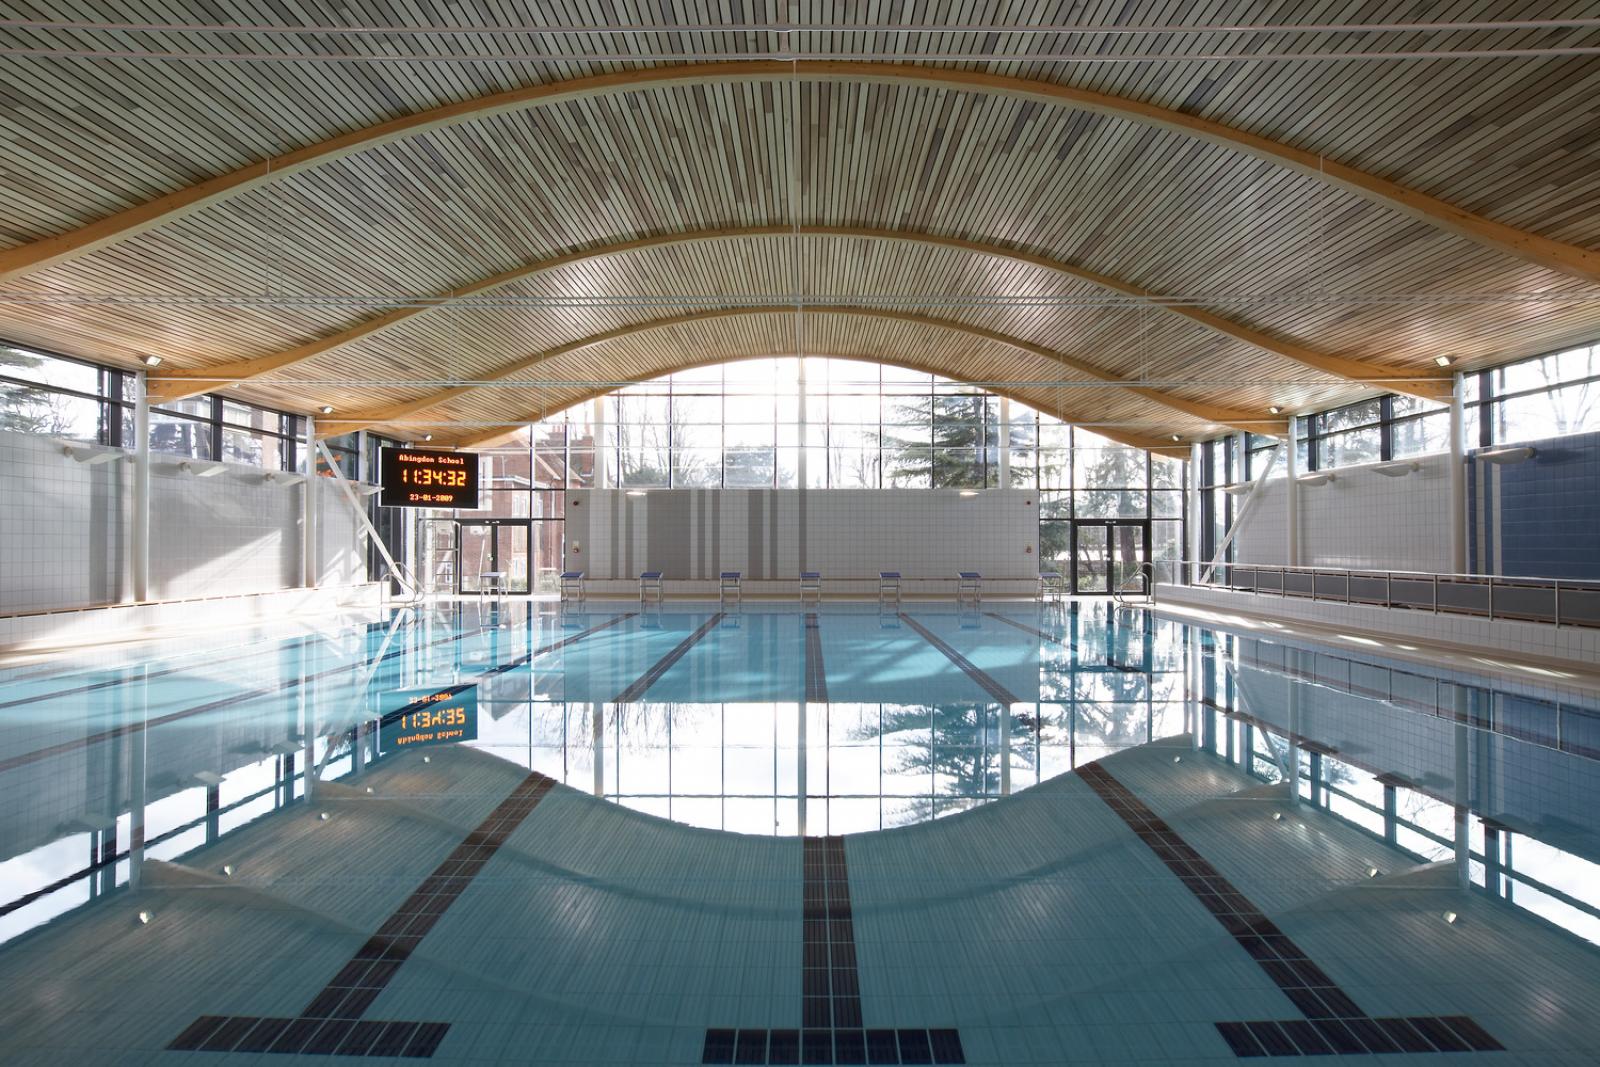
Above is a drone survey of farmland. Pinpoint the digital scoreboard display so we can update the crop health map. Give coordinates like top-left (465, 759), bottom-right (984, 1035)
top-left (379, 446), bottom-right (479, 509)
top-left (379, 687), bottom-right (478, 751)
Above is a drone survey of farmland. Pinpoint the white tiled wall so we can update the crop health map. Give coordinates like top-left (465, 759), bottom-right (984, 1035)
top-left (0, 430), bottom-right (365, 614)
top-left (1236, 453), bottom-right (1455, 572)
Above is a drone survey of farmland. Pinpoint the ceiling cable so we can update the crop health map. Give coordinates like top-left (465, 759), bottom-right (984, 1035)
top-left (5, 290), bottom-right (1591, 310)
top-left (7, 17), bottom-right (1598, 36)
top-left (8, 45), bottom-right (1598, 64)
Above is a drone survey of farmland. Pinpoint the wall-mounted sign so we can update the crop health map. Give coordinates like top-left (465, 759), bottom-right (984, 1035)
top-left (380, 687), bottom-right (478, 751)
top-left (379, 446), bottom-right (479, 509)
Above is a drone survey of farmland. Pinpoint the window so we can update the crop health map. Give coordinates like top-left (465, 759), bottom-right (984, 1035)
top-left (1301, 395), bottom-right (1448, 471)
top-left (0, 343), bottom-right (129, 444)
top-left (1469, 341), bottom-right (1599, 447)
top-left (2, 340), bottom-right (306, 468)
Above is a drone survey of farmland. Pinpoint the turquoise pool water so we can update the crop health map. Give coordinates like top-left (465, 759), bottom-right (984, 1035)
top-left (0, 600), bottom-right (1597, 1063)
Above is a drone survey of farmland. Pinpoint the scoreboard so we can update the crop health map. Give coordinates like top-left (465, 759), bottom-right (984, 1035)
top-left (378, 446), bottom-right (479, 509)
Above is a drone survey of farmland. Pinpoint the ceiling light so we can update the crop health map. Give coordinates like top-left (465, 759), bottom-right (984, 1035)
top-left (1169, 434), bottom-right (1181, 442)
top-left (1271, 812), bottom-right (1283, 822)
top-left (1434, 355), bottom-right (1453, 368)
top-left (1366, 866), bottom-right (1381, 878)
top-left (626, 489), bottom-right (646, 497)
top-left (959, 489), bottom-right (979, 497)
top-left (221, 864), bottom-right (234, 877)
top-left (139, 354), bottom-right (162, 367)
top-left (1268, 405), bottom-right (1282, 415)
top-left (319, 405), bottom-right (334, 415)
top-left (137, 910), bottom-right (152, 925)
top-left (318, 811), bottom-right (329, 821)
top-left (422, 434), bottom-right (433, 442)
top-left (1442, 911), bottom-right (1459, 924)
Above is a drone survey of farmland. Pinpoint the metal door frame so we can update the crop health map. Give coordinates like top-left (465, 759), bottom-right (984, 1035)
top-left (455, 519), bottom-right (532, 595)
top-left (1070, 519), bottom-right (1152, 595)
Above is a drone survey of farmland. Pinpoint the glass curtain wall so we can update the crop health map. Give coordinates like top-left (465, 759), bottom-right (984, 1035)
top-left (459, 357), bottom-right (1186, 592)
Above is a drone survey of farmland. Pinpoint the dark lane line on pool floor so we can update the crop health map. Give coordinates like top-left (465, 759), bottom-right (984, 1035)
top-left (805, 612), bottom-right (828, 703)
top-left (168, 772), bottom-right (557, 1057)
top-left (898, 614), bottom-right (1021, 706)
top-left (702, 834), bottom-right (964, 1065)
top-left (611, 612), bottom-right (725, 703)
top-left (1077, 760), bottom-right (1504, 1058)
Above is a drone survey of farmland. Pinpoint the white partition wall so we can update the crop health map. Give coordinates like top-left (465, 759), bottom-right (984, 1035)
top-left (566, 488), bottom-right (1040, 583)
top-left (0, 429), bottom-right (366, 613)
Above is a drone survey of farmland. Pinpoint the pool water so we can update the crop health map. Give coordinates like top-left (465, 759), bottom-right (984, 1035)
top-left (0, 599), bottom-right (1597, 1063)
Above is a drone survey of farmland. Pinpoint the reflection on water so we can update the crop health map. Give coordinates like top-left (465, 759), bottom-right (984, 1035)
top-left (0, 599), bottom-right (1597, 952)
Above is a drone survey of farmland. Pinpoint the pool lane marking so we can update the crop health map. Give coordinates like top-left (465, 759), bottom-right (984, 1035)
top-left (898, 614), bottom-right (1021, 706)
top-left (804, 612), bottom-right (828, 703)
top-left (0, 611), bottom-right (634, 775)
top-left (702, 835), bottom-right (964, 1065)
top-left (1076, 760), bottom-right (1504, 1058)
top-left (981, 610), bottom-right (1076, 652)
top-left (0, 619), bottom-right (396, 712)
top-left (168, 772), bottom-right (556, 1058)
top-left (611, 612), bottom-right (726, 703)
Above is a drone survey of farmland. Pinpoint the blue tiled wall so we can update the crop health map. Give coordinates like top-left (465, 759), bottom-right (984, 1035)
top-left (1468, 429), bottom-right (1600, 579)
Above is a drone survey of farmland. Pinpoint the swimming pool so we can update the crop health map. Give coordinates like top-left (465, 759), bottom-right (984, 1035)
top-left (1, 600), bottom-right (1597, 1062)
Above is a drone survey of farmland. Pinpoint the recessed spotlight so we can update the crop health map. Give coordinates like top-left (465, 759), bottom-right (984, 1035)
top-left (1169, 434), bottom-right (1181, 442)
top-left (1271, 812), bottom-right (1283, 822)
top-left (221, 864), bottom-right (233, 877)
top-left (1268, 405), bottom-right (1282, 415)
top-left (1366, 866), bottom-right (1380, 878)
top-left (139, 354), bottom-right (162, 367)
top-left (422, 755), bottom-right (431, 764)
top-left (422, 434), bottom-right (433, 442)
top-left (364, 786), bottom-right (373, 794)
top-left (1442, 911), bottom-right (1459, 924)
top-left (1434, 355), bottom-right (1453, 368)
top-left (1172, 755), bottom-right (1182, 763)
top-left (319, 405), bottom-right (334, 415)
top-left (137, 910), bottom-right (152, 925)
top-left (318, 811), bottom-right (329, 821)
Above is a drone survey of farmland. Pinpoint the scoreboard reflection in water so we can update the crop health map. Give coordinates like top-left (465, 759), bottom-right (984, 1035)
top-left (380, 688), bottom-right (478, 751)
top-left (379, 446), bottom-right (479, 509)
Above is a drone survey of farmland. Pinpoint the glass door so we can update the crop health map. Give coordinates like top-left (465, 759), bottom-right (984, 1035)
top-left (1073, 524), bottom-right (1108, 594)
top-left (458, 523), bottom-right (494, 594)
top-left (1109, 522), bottom-right (1150, 595)
top-left (456, 521), bottom-right (531, 594)
top-left (1071, 521), bottom-right (1150, 595)
top-left (498, 523), bottom-right (530, 594)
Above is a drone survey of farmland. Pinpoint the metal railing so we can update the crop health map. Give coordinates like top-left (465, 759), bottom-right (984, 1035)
top-left (1111, 563), bottom-right (1155, 607)
top-left (1175, 560), bottom-right (1600, 629)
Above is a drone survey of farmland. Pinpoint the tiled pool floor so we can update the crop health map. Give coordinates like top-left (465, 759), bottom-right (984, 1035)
top-left (1, 738), bottom-right (1596, 1063)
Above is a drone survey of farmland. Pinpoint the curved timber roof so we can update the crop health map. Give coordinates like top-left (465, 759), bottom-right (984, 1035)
top-left (2, 3), bottom-right (1599, 452)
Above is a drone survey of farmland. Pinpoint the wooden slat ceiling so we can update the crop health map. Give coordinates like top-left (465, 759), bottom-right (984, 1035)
top-left (1, 1), bottom-right (1598, 449)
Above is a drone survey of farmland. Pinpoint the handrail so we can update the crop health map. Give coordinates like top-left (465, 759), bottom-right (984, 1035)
top-left (1111, 562), bottom-right (1155, 607)
top-left (1171, 559), bottom-right (1600, 629)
